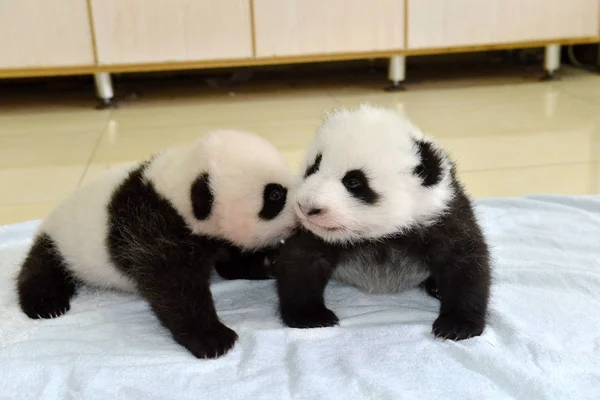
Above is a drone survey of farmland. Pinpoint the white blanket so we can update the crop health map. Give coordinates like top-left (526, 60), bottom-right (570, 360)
top-left (1, 195), bottom-right (599, 400)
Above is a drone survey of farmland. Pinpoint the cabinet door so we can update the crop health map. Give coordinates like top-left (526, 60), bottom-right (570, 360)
top-left (253, 0), bottom-right (405, 57)
top-left (89, 0), bottom-right (253, 65)
top-left (0, 0), bottom-right (94, 69)
top-left (408, 0), bottom-right (599, 50)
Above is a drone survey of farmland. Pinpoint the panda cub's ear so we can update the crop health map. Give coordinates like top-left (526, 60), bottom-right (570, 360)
top-left (304, 153), bottom-right (322, 178)
top-left (191, 173), bottom-right (214, 220)
top-left (413, 140), bottom-right (444, 187)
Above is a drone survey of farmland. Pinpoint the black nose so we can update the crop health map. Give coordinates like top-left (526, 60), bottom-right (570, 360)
top-left (307, 208), bottom-right (322, 216)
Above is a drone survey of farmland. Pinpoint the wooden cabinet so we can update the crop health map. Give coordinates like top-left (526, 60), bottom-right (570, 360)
top-left (89, 0), bottom-right (253, 65)
top-left (253, 0), bottom-right (405, 57)
top-left (0, 0), bottom-right (94, 69)
top-left (1, 0), bottom-right (599, 78)
top-left (408, 0), bottom-right (599, 50)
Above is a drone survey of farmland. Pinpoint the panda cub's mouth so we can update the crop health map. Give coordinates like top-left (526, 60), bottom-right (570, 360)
top-left (294, 203), bottom-right (346, 233)
top-left (303, 218), bottom-right (344, 233)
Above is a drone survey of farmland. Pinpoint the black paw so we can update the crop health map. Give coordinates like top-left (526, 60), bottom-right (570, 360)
top-left (262, 254), bottom-right (277, 279)
top-left (422, 277), bottom-right (441, 300)
top-left (19, 288), bottom-right (72, 319)
top-left (214, 262), bottom-right (243, 280)
top-left (281, 306), bottom-right (339, 329)
top-left (432, 314), bottom-right (484, 341)
top-left (174, 322), bottom-right (238, 359)
top-left (214, 250), bottom-right (275, 280)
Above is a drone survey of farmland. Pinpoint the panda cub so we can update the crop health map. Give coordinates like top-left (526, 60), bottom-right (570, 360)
top-left (276, 105), bottom-right (491, 341)
top-left (17, 130), bottom-right (297, 358)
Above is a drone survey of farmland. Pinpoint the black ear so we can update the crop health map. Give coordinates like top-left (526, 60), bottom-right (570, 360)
top-left (304, 153), bottom-right (322, 178)
top-left (191, 173), bottom-right (213, 220)
top-left (413, 140), bottom-right (443, 187)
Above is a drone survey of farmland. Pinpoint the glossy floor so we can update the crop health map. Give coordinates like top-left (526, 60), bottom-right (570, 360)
top-left (1, 65), bottom-right (599, 224)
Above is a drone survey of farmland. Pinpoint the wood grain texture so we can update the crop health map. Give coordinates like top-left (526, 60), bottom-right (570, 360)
top-left (0, 0), bottom-right (94, 69)
top-left (253, 0), bottom-right (405, 57)
top-left (408, 0), bottom-right (600, 49)
top-left (89, 0), bottom-right (253, 65)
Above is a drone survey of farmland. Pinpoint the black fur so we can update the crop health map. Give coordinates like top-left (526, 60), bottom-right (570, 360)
top-left (17, 233), bottom-right (77, 319)
top-left (342, 169), bottom-right (379, 205)
top-left (414, 140), bottom-right (443, 187)
top-left (304, 153), bottom-right (322, 178)
top-left (259, 183), bottom-right (287, 221)
top-left (421, 276), bottom-right (441, 300)
top-left (276, 173), bottom-right (491, 341)
top-left (191, 173), bottom-right (213, 220)
top-left (214, 244), bottom-right (276, 280)
top-left (103, 164), bottom-right (240, 358)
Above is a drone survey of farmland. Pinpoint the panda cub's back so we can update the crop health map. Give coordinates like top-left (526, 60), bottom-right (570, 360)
top-left (39, 164), bottom-right (139, 292)
top-left (334, 242), bottom-right (430, 294)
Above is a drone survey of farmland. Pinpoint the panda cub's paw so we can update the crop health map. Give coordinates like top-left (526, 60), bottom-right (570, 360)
top-left (18, 283), bottom-right (73, 320)
top-left (421, 277), bottom-right (441, 300)
top-left (281, 305), bottom-right (339, 329)
top-left (432, 313), bottom-right (484, 341)
top-left (174, 322), bottom-right (239, 359)
top-left (20, 296), bottom-right (71, 320)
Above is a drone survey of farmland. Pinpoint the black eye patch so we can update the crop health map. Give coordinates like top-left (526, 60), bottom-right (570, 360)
top-left (413, 140), bottom-right (443, 187)
top-left (304, 153), bottom-right (322, 178)
top-left (191, 173), bottom-right (213, 220)
top-left (259, 183), bottom-right (288, 220)
top-left (342, 169), bottom-right (379, 205)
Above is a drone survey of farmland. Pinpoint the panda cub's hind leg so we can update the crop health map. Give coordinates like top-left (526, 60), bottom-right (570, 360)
top-left (17, 233), bottom-right (77, 319)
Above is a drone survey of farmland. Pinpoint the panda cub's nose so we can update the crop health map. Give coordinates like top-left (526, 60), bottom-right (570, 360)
top-left (299, 204), bottom-right (326, 217)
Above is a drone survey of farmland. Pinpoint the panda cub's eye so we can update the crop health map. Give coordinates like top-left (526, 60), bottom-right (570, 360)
top-left (268, 187), bottom-right (283, 201)
top-left (342, 169), bottom-right (380, 205)
top-left (344, 178), bottom-right (363, 189)
top-left (342, 173), bottom-right (366, 190)
top-left (259, 183), bottom-right (288, 220)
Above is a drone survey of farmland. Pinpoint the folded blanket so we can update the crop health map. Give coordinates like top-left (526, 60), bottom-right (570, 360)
top-left (1, 195), bottom-right (599, 400)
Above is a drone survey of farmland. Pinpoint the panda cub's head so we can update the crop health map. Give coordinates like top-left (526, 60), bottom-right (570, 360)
top-left (147, 130), bottom-right (298, 251)
top-left (194, 130), bottom-right (299, 250)
top-left (295, 104), bottom-right (455, 244)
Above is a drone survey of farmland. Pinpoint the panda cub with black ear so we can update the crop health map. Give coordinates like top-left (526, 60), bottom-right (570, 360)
top-left (17, 130), bottom-right (297, 358)
top-left (276, 105), bottom-right (491, 341)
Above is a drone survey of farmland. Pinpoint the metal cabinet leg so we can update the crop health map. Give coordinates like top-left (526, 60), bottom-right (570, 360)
top-left (385, 55), bottom-right (406, 91)
top-left (540, 44), bottom-right (561, 81)
top-left (94, 72), bottom-right (116, 109)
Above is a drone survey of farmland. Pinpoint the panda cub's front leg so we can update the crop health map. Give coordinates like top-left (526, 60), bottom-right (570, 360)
top-left (429, 238), bottom-right (491, 341)
top-left (135, 257), bottom-right (238, 359)
top-left (276, 230), bottom-right (340, 328)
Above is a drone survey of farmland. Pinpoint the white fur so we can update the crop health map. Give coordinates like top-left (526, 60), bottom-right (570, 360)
top-left (145, 129), bottom-right (298, 250)
top-left (39, 130), bottom-right (298, 291)
top-left (40, 163), bottom-right (139, 292)
top-left (295, 104), bottom-right (454, 244)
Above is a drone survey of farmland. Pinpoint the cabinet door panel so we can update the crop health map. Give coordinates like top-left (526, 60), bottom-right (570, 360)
top-left (90, 0), bottom-right (253, 65)
top-left (0, 0), bottom-right (94, 69)
top-left (408, 0), bottom-right (599, 50)
top-left (254, 0), bottom-right (405, 57)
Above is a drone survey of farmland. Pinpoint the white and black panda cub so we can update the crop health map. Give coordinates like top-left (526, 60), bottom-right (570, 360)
top-left (17, 130), bottom-right (297, 358)
top-left (275, 105), bottom-right (491, 341)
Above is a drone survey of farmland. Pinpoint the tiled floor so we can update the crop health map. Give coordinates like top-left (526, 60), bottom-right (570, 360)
top-left (1, 66), bottom-right (599, 224)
